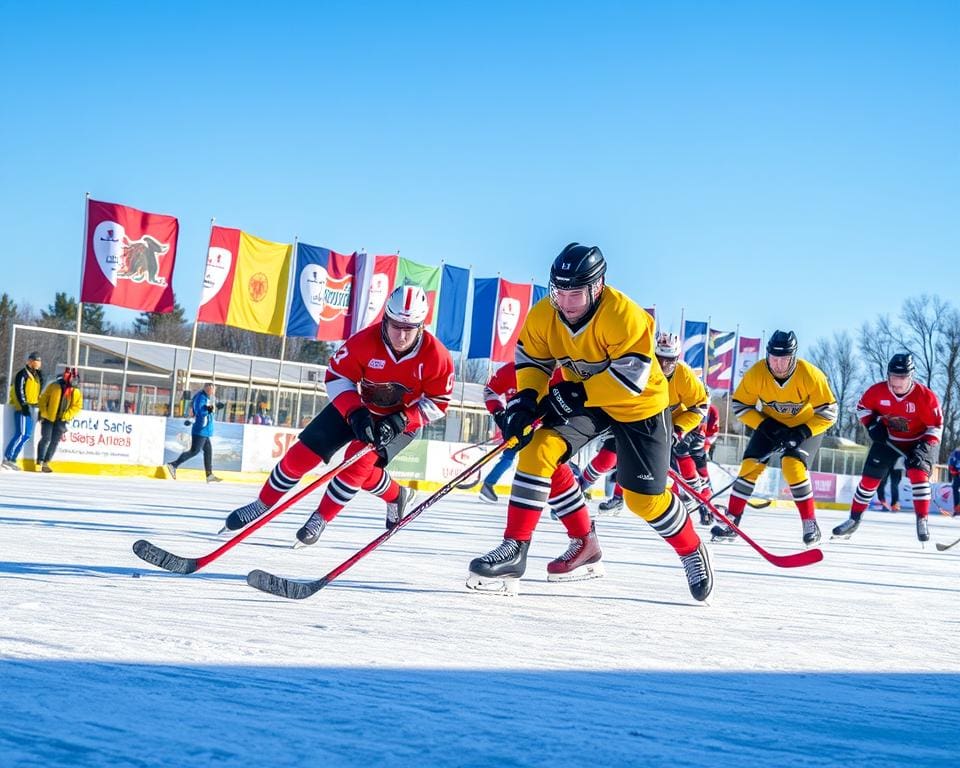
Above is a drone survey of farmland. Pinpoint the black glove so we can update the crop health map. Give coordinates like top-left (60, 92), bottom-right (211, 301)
top-left (502, 389), bottom-right (539, 448)
top-left (374, 412), bottom-right (408, 450)
top-left (780, 424), bottom-right (813, 451)
top-left (541, 381), bottom-right (588, 428)
top-left (205, 405), bottom-right (215, 413)
top-left (20, 405), bottom-right (30, 417)
top-left (755, 417), bottom-right (788, 445)
top-left (866, 419), bottom-right (887, 444)
top-left (349, 408), bottom-right (376, 444)
top-left (671, 428), bottom-right (684, 449)
top-left (907, 441), bottom-right (936, 474)
top-left (492, 408), bottom-right (508, 432)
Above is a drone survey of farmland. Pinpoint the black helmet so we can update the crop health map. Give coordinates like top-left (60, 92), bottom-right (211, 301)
top-left (888, 353), bottom-right (915, 375)
top-left (767, 330), bottom-right (798, 357)
top-left (549, 243), bottom-right (606, 289)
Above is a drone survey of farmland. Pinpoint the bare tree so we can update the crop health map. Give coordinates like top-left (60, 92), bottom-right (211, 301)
top-left (900, 294), bottom-right (947, 389)
top-left (809, 330), bottom-right (860, 438)
top-left (936, 309), bottom-right (960, 459)
top-left (857, 315), bottom-right (902, 382)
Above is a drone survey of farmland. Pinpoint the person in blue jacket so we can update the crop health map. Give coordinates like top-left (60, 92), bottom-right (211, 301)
top-left (167, 382), bottom-right (222, 482)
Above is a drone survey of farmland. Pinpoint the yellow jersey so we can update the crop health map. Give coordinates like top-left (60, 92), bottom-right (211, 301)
top-left (667, 361), bottom-right (709, 435)
top-left (515, 285), bottom-right (668, 422)
top-left (731, 359), bottom-right (838, 435)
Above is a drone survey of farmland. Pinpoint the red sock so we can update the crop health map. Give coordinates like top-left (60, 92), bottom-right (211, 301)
top-left (590, 447), bottom-right (618, 474)
top-left (727, 494), bottom-right (747, 520)
top-left (677, 455), bottom-right (698, 483)
top-left (664, 516), bottom-right (701, 557)
top-left (504, 502), bottom-right (543, 541)
top-left (258, 441), bottom-right (322, 507)
top-left (907, 468), bottom-right (931, 517)
top-left (795, 497), bottom-right (816, 521)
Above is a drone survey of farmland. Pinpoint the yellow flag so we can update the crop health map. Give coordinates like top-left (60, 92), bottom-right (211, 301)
top-left (225, 232), bottom-right (292, 335)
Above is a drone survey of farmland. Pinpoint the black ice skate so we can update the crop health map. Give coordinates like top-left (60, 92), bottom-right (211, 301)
top-left (466, 538), bottom-right (531, 595)
top-left (221, 499), bottom-right (269, 533)
top-left (711, 516), bottom-right (740, 542)
top-left (831, 517), bottom-right (860, 540)
top-left (386, 485), bottom-right (417, 530)
top-left (802, 519), bottom-right (821, 546)
top-left (916, 515), bottom-right (930, 543)
top-left (598, 494), bottom-right (623, 514)
top-left (295, 512), bottom-right (327, 548)
top-left (478, 483), bottom-right (498, 503)
top-left (680, 542), bottom-right (714, 602)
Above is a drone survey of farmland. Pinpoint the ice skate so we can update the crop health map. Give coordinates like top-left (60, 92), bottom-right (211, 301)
top-left (478, 483), bottom-right (498, 504)
top-left (680, 542), bottom-right (714, 603)
top-left (165, 463), bottom-right (177, 479)
top-left (221, 499), bottom-right (269, 533)
top-left (294, 512), bottom-right (327, 548)
top-left (598, 494), bottom-right (623, 515)
top-left (831, 517), bottom-right (860, 540)
top-left (546, 521), bottom-right (605, 582)
top-left (466, 538), bottom-right (530, 595)
top-left (386, 485), bottom-right (417, 530)
top-left (916, 515), bottom-right (930, 544)
top-left (802, 519), bottom-right (821, 547)
top-left (710, 516), bottom-right (740, 542)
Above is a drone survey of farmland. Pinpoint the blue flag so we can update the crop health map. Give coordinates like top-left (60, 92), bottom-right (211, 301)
top-left (436, 264), bottom-right (470, 351)
top-left (682, 320), bottom-right (708, 379)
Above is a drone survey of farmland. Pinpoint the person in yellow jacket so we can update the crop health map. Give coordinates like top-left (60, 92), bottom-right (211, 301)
top-left (467, 243), bottom-right (713, 602)
top-left (36, 367), bottom-right (83, 473)
top-left (3, 351), bottom-right (44, 470)
top-left (712, 330), bottom-right (837, 545)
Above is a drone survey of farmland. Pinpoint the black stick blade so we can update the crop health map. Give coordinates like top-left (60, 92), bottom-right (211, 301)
top-left (246, 569), bottom-right (326, 600)
top-left (132, 540), bottom-right (199, 574)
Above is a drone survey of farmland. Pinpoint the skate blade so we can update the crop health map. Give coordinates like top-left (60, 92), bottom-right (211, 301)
top-left (292, 540), bottom-right (313, 550)
top-left (830, 534), bottom-right (853, 541)
top-left (711, 535), bottom-right (736, 543)
top-left (546, 561), bottom-right (606, 582)
top-left (217, 524), bottom-right (231, 536)
top-left (465, 573), bottom-right (519, 596)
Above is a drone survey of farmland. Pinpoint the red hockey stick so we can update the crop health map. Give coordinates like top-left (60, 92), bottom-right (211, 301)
top-left (669, 470), bottom-right (823, 568)
top-left (132, 446), bottom-right (375, 574)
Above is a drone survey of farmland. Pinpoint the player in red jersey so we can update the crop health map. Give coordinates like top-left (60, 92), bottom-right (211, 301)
top-left (832, 353), bottom-right (943, 543)
top-left (221, 285), bottom-right (455, 545)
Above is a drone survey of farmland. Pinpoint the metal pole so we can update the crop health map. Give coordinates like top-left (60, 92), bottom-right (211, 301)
top-left (74, 192), bottom-right (90, 369)
top-left (120, 340), bottom-right (130, 413)
top-left (6, 324), bottom-right (16, 403)
top-left (185, 217), bottom-right (216, 398)
top-left (274, 236), bottom-right (297, 423)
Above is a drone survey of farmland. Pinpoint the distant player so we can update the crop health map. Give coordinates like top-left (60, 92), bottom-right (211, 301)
top-left (832, 353), bottom-right (942, 542)
top-left (712, 330), bottom-right (838, 546)
top-left (222, 285), bottom-right (454, 545)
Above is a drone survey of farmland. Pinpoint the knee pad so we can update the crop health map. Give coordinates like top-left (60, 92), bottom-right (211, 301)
top-left (517, 428), bottom-right (568, 476)
top-left (738, 458), bottom-right (766, 483)
top-left (622, 488), bottom-right (672, 522)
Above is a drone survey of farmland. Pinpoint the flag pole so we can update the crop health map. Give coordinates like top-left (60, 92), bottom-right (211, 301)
top-left (274, 236), bottom-right (297, 424)
top-left (679, 307), bottom-right (685, 344)
top-left (484, 272), bottom-right (501, 391)
top-left (184, 217), bottom-right (215, 412)
top-left (74, 192), bottom-right (91, 369)
top-left (703, 315), bottom-right (712, 387)
top-left (456, 264), bottom-right (473, 442)
top-left (725, 323), bottom-right (740, 434)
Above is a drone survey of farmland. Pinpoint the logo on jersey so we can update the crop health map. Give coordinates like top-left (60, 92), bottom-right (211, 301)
top-left (558, 357), bottom-right (610, 380)
top-left (360, 378), bottom-right (412, 408)
top-left (887, 416), bottom-right (910, 432)
top-left (766, 401), bottom-right (804, 417)
top-left (905, 402), bottom-right (916, 414)
top-left (368, 359), bottom-right (386, 369)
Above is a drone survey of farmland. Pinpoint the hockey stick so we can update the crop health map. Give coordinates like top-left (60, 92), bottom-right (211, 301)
top-left (452, 437), bottom-right (499, 489)
top-left (707, 460), bottom-right (775, 509)
top-left (935, 536), bottom-right (960, 552)
top-left (132, 446), bottom-right (375, 574)
top-left (247, 433), bottom-right (526, 599)
top-left (669, 470), bottom-right (823, 568)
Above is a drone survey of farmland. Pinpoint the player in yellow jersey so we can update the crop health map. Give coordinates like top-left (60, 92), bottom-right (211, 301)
top-left (712, 330), bottom-right (838, 546)
top-left (654, 332), bottom-right (713, 525)
top-left (466, 243), bottom-right (714, 601)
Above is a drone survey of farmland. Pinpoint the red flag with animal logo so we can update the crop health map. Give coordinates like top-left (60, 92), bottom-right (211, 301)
top-left (81, 199), bottom-right (179, 313)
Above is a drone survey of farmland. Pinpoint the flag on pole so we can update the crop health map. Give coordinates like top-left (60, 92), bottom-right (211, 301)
top-left (437, 264), bottom-right (470, 351)
top-left (468, 278), bottom-right (533, 362)
top-left (682, 320), bottom-right (708, 378)
top-left (285, 243), bottom-right (358, 340)
top-left (734, 336), bottom-right (762, 386)
top-left (81, 198), bottom-right (179, 312)
top-left (706, 329), bottom-right (736, 391)
top-left (532, 284), bottom-right (548, 306)
top-left (197, 226), bottom-right (292, 335)
top-left (396, 257), bottom-right (441, 331)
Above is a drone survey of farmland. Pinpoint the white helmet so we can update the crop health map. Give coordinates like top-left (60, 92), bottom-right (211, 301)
top-left (655, 332), bottom-right (681, 359)
top-left (384, 285), bottom-right (429, 326)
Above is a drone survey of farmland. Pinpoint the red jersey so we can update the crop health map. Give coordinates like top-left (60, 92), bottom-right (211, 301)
top-left (856, 380), bottom-right (943, 446)
top-left (700, 403), bottom-right (720, 448)
top-left (483, 362), bottom-right (563, 414)
top-left (326, 325), bottom-right (455, 430)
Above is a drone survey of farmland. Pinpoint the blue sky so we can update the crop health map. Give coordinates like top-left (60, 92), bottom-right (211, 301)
top-left (1, 1), bottom-right (957, 349)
